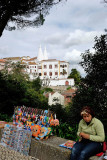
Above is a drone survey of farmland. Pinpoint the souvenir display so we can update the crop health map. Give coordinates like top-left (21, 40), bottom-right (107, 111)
top-left (59, 140), bottom-right (76, 149)
top-left (31, 125), bottom-right (41, 138)
top-left (12, 106), bottom-right (59, 140)
top-left (35, 126), bottom-right (48, 140)
top-left (0, 124), bottom-right (32, 156)
top-left (13, 106), bottom-right (54, 126)
top-left (45, 127), bottom-right (52, 139)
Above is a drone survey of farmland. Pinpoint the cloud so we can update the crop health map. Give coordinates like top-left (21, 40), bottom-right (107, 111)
top-left (0, 46), bottom-right (9, 58)
top-left (44, 30), bottom-right (104, 48)
top-left (63, 49), bottom-right (86, 77)
top-left (63, 49), bottom-right (81, 64)
top-left (0, 0), bottom-right (106, 77)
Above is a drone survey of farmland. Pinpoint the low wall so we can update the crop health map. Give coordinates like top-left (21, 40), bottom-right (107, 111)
top-left (29, 136), bottom-right (99, 160)
top-left (29, 136), bottom-right (71, 160)
top-left (0, 128), bottom-right (99, 160)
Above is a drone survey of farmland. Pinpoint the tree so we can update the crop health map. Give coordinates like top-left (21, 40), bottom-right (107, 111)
top-left (68, 68), bottom-right (81, 85)
top-left (0, 62), bottom-right (48, 115)
top-left (68, 34), bottom-right (107, 133)
top-left (0, 0), bottom-right (63, 37)
top-left (31, 77), bottom-right (42, 91)
top-left (104, 0), bottom-right (107, 3)
top-left (80, 34), bottom-right (107, 116)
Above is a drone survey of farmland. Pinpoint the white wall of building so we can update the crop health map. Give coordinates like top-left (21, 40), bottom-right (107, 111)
top-left (2, 47), bottom-right (75, 86)
top-left (48, 92), bottom-right (65, 106)
top-left (49, 78), bottom-right (74, 86)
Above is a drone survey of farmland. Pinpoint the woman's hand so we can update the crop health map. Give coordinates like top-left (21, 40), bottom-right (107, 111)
top-left (79, 132), bottom-right (90, 139)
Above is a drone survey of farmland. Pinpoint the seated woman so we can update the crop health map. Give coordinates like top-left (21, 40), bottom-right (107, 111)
top-left (70, 106), bottom-right (105, 160)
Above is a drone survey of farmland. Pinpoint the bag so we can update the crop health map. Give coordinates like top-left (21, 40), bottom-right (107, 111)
top-left (96, 142), bottom-right (107, 157)
top-left (103, 142), bottom-right (107, 152)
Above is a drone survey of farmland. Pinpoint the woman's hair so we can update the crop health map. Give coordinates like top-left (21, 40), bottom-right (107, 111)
top-left (80, 106), bottom-right (95, 117)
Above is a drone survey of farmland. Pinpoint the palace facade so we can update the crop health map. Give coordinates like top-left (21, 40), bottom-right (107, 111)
top-left (1, 46), bottom-right (74, 86)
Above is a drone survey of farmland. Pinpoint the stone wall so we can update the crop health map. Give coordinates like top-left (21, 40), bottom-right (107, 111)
top-left (0, 128), bottom-right (99, 160)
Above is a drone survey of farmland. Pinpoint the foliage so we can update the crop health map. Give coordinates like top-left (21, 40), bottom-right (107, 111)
top-left (0, 0), bottom-right (64, 37)
top-left (0, 70), bottom-right (27, 115)
top-left (31, 77), bottom-right (42, 91)
top-left (43, 87), bottom-right (53, 93)
top-left (79, 34), bottom-right (107, 118)
top-left (68, 68), bottom-right (81, 85)
top-left (66, 86), bottom-right (71, 90)
top-left (24, 88), bottom-right (48, 109)
top-left (49, 104), bottom-right (67, 123)
top-left (0, 113), bottom-right (12, 122)
top-left (67, 34), bottom-right (107, 135)
top-left (0, 63), bottom-right (48, 116)
top-left (52, 122), bottom-right (79, 141)
top-left (40, 87), bottom-right (53, 94)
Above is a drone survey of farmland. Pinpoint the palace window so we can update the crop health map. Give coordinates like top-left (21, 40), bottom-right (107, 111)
top-left (55, 64), bottom-right (58, 68)
top-left (44, 65), bottom-right (47, 69)
top-left (44, 72), bottom-right (47, 76)
top-left (55, 72), bottom-right (58, 75)
top-left (49, 72), bottom-right (52, 76)
top-left (49, 65), bottom-right (52, 69)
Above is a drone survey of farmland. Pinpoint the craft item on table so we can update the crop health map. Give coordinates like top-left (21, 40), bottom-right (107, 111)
top-left (31, 125), bottom-right (41, 138)
top-left (37, 115), bottom-right (43, 125)
top-left (13, 105), bottom-right (59, 139)
top-left (32, 113), bottom-right (36, 122)
top-left (42, 116), bottom-right (49, 127)
top-left (45, 127), bottom-right (52, 139)
top-left (13, 114), bottom-right (16, 124)
top-left (50, 119), bottom-right (55, 126)
top-left (35, 115), bottom-right (40, 124)
top-left (49, 114), bottom-right (55, 126)
top-left (54, 119), bottom-right (59, 126)
top-left (35, 126), bottom-right (48, 140)
top-left (0, 121), bottom-right (7, 128)
top-left (44, 110), bottom-right (48, 116)
top-left (59, 140), bottom-right (76, 149)
top-left (24, 125), bottom-right (31, 131)
top-left (18, 108), bottom-right (22, 116)
top-left (49, 114), bottom-right (59, 126)
top-left (26, 121), bottom-right (33, 127)
top-left (0, 124), bottom-right (32, 156)
top-left (16, 122), bottom-right (24, 129)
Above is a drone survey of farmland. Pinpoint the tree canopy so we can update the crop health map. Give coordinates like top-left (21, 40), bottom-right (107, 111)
top-left (0, 0), bottom-right (63, 37)
top-left (0, 62), bottom-right (48, 115)
top-left (67, 34), bottom-right (107, 131)
top-left (68, 68), bottom-right (81, 85)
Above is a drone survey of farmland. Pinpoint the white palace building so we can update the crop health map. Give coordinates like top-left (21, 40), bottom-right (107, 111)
top-left (2, 46), bottom-right (74, 87)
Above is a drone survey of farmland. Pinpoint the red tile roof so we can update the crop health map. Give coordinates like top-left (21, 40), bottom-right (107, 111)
top-left (28, 62), bottom-right (37, 65)
top-left (21, 57), bottom-right (37, 61)
top-left (0, 59), bottom-right (6, 63)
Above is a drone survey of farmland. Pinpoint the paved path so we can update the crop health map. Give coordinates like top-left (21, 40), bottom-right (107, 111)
top-left (0, 145), bottom-right (39, 160)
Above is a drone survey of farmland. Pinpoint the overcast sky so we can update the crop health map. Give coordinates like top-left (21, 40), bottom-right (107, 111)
top-left (0, 0), bottom-right (107, 77)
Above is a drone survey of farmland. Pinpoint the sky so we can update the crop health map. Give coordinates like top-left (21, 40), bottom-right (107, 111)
top-left (0, 0), bottom-right (107, 77)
